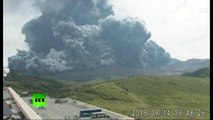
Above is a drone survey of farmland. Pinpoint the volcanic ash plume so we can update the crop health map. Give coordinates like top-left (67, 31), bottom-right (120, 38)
top-left (8, 0), bottom-right (171, 74)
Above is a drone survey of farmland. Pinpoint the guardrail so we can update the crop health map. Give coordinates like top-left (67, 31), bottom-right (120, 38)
top-left (7, 87), bottom-right (42, 120)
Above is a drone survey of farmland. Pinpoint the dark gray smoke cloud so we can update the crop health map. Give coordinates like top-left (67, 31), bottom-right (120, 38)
top-left (8, 0), bottom-right (171, 74)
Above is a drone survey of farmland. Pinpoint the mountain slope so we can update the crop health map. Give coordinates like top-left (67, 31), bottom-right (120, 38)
top-left (161, 58), bottom-right (210, 75)
top-left (4, 70), bottom-right (71, 97)
top-left (182, 67), bottom-right (210, 78)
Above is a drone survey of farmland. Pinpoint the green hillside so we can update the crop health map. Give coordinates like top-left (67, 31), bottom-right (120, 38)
top-left (182, 67), bottom-right (210, 78)
top-left (4, 70), bottom-right (73, 97)
top-left (5, 70), bottom-right (209, 119)
top-left (70, 76), bottom-right (210, 119)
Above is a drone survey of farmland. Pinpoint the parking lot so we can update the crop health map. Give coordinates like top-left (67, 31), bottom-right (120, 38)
top-left (21, 96), bottom-right (134, 119)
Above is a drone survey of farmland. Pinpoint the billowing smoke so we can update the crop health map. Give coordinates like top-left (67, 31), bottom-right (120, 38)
top-left (8, 0), bottom-right (171, 74)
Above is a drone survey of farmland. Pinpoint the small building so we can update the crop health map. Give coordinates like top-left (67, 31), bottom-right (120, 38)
top-left (11, 109), bottom-right (19, 115)
top-left (5, 100), bottom-right (12, 105)
top-left (20, 92), bottom-right (30, 97)
top-left (11, 114), bottom-right (21, 120)
top-left (54, 98), bottom-right (68, 104)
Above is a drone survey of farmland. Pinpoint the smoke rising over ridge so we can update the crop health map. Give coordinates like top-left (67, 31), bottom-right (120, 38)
top-left (8, 0), bottom-right (171, 74)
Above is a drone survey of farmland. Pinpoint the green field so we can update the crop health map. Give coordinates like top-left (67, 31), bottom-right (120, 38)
top-left (69, 76), bottom-right (209, 119)
top-left (5, 70), bottom-right (210, 119)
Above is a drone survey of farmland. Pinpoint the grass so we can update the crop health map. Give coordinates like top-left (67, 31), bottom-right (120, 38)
top-left (69, 76), bottom-right (210, 119)
top-left (182, 67), bottom-right (210, 78)
top-left (5, 70), bottom-right (72, 97)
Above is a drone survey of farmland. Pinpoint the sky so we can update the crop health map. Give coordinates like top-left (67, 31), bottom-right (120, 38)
top-left (3, 0), bottom-right (210, 67)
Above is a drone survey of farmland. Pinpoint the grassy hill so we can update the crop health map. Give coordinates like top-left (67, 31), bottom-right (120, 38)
top-left (69, 76), bottom-right (209, 119)
top-left (5, 70), bottom-right (210, 119)
top-left (182, 67), bottom-right (210, 78)
top-left (4, 70), bottom-right (73, 97)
